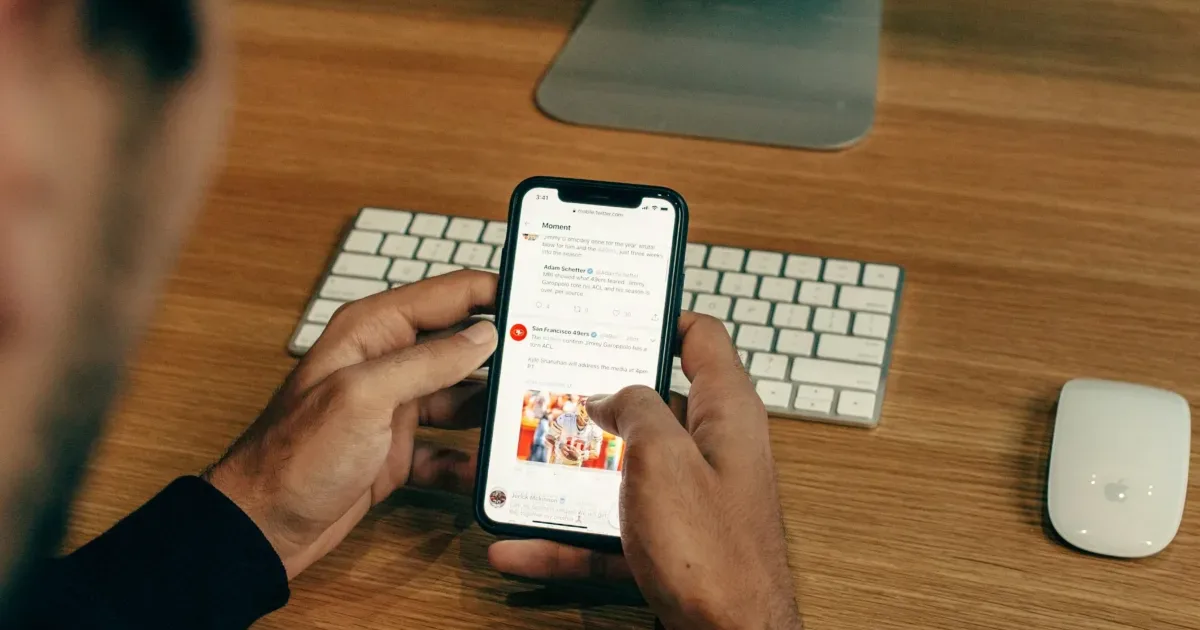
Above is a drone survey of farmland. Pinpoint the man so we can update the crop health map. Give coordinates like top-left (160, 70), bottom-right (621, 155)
top-left (545, 396), bottom-right (604, 466)
top-left (0, 1), bottom-right (804, 629)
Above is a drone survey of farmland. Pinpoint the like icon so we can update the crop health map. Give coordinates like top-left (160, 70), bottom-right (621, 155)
top-left (509, 324), bottom-right (528, 341)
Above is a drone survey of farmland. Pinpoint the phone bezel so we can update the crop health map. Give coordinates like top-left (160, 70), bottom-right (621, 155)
top-left (473, 175), bottom-right (689, 551)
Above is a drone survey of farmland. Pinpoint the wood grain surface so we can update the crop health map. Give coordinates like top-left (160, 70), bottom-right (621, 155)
top-left (65, 1), bottom-right (1200, 628)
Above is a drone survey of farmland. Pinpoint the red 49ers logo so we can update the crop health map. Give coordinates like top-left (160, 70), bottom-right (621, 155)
top-left (509, 324), bottom-right (528, 341)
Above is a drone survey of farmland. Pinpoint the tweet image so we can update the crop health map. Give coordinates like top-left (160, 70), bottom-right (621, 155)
top-left (516, 391), bottom-right (624, 471)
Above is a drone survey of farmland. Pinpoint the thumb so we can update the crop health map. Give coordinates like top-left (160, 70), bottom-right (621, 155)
top-left (330, 320), bottom-right (497, 417)
top-left (585, 386), bottom-right (693, 451)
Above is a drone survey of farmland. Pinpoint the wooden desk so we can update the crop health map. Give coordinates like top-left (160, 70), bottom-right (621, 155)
top-left (67, 0), bottom-right (1200, 628)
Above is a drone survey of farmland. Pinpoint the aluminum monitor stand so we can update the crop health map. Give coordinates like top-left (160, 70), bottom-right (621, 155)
top-left (536, 0), bottom-right (882, 150)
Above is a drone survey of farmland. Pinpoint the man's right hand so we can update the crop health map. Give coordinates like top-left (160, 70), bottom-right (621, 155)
top-left (488, 313), bottom-right (802, 630)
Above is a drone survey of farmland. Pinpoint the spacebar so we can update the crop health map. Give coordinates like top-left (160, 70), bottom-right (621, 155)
top-left (790, 358), bottom-right (881, 391)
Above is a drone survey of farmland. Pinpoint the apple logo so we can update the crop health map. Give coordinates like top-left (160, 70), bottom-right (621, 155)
top-left (1104, 479), bottom-right (1128, 503)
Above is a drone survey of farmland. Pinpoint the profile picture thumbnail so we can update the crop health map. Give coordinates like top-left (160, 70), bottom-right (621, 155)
top-left (522, 233), bottom-right (539, 241)
top-left (515, 391), bottom-right (624, 471)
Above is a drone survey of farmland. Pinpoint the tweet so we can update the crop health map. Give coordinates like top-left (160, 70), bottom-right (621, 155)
top-left (482, 187), bottom-right (678, 536)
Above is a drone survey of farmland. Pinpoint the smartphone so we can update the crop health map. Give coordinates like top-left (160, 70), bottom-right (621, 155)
top-left (474, 176), bottom-right (688, 549)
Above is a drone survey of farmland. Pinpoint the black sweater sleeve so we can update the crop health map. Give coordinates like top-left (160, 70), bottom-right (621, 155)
top-left (29, 476), bottom-right (289, 629)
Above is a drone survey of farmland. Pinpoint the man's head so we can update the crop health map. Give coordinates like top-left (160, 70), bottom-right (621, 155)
top-left (0, 0), bottom-right (230, 616)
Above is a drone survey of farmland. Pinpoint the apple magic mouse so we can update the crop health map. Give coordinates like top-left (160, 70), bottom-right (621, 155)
top-left (1047, 378), bottom-right (1190, 558)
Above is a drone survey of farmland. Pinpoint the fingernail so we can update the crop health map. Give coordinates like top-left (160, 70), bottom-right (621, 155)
top-left (460, 320), bottom-right (496, 345)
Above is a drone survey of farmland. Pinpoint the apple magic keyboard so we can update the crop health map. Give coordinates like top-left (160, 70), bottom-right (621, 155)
top-left (289, 208), bottom-right (904, 428)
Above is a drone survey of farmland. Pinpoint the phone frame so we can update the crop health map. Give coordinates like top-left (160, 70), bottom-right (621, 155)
top-left (473, 175), bottom-right (689, 550)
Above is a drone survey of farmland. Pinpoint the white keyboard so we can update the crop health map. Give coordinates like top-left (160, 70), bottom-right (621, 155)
top-left (289, 208), bottom-right (905, 428)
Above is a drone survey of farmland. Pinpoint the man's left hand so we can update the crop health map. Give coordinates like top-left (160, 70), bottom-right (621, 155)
top-left (204, 271), bottom-right (498, 579)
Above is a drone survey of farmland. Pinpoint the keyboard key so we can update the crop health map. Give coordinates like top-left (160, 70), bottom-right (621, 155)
top-left (685, 244), bottom-right (708, 267)
top-left (670, 368), bottom-right (691, 396)
top-left (680, 291), bottom-right (694, 311)
top-left (380, 234), bottom-right (420, 259)
top-left (415, 238), bottom-right (456, 263)
top-left (784, 255), bottom-right (822, 280)
top-left (749, 353), bottom-right (789, 380)
top-left (684, 268), bottom-right (719, 293)
top-left (732, 299), bottom-right (771, 325)
top-left (482, 221), bottom-right (508, 245)
top-left (387, 259), bottom-right (428, 283)
top-left (706, 246), bottom-right (745, 271)
top-left (409, 213), bottom-right (449, 237)
top-left (791, 358), bottom-right (881, 391)
top-left (838, 285), bottom-right (896, 314)
top-left (693, 294), bottom-right (732, 319)
top-left (853, 313), bottom-right (891, 339)
top-left (812, 308), bottom-right (851, 334)
top-left (723, 321), bottom-right (736, 338)
top-left (746, 251), bottom-right (784, 276)
top-left (736, 325), bottom-right (774, 351)
top-left (758, 277), bottom-right (796, 302)
top-left (719, 273), bottom-right (758, 297)
top-left (798, 282), bottom-right (836, 307)
top-left (818, 333), bottom-right (886, 365)
top-left (755, 380), bottom-right (793, 408)
top-left (344, 230), bottom-right (383, 254)
top-left (306, 299), bottom-right (344, 324)
top-left (332, 253), bottom-right (390, 279)
top-left (837, 390), bottom-right (877, 419)
top-left (823, 259), bottom-right (861, 284)
top-left (320, 276), bottom-right (387, 301)
top-left (357, 208), bottom-right (412, 234)
top-left (863, 264), bottom-right (900, 290)
top-left (738, 350), bottom-right (749, 367)
top-left (294, 323), bottom-right (326, 351)
top-left (776, 330), bottom-right (815, 356)
top-left (427, 263), bottom-right (463, 277)
top-left (453, 243), bottom-right (493, 267)
top-left (445, 218), bottom-right (485, 241)
top-left (490, 247), bottom-right (503, 269)
top-left (794, 385), bottom-right (835, 413)
top-left (773, 304), bottom-right (811, 329)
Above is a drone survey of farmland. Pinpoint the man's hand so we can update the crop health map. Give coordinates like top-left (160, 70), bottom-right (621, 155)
top-left (488, 313), bottom-right (802, 630)
top-left (204, 271), bottom-right (498, 579)
top-left (584, 441), bottom-right (602, 463)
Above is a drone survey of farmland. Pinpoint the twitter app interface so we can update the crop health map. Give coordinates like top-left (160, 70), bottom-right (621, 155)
top-left (482, 187), bottom-right (677, 536)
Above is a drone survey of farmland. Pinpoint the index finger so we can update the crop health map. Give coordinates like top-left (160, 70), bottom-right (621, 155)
top-left (301, 271), bottom-right (498, 382)
top-left (675, 312), bottom-right (771, 466)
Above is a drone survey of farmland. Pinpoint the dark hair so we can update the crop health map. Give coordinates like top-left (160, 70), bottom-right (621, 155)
top-left (82, 0), bottom-right (199, 83)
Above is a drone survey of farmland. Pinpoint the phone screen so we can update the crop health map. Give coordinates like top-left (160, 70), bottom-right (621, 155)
top-left (480, 185), bottom-right (681, 537)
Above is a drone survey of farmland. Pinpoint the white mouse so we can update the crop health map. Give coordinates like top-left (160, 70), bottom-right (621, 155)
top-left (1047, 378), bottom-right (1191, 558)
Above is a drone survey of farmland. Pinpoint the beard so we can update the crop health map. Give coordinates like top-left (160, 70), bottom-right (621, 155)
top-left (0, 330), bottom-right (124, 623)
